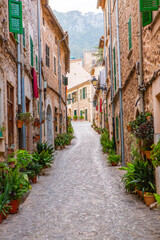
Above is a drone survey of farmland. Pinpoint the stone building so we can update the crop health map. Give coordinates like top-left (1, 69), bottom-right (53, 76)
top-left (97, 0), bottom-right (160, 165)
top-left (67, 59), bottom-right (94, 122)
top-left (41, 0), bottom-right (70, 143)
top-left (0, 0), bottom-right (69, 160)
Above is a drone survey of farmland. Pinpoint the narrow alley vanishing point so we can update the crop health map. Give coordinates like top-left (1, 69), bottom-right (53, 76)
top-left (0, 122), bottom-right (160, 240)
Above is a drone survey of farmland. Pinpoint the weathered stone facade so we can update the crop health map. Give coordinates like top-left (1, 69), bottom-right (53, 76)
top-left (0, 0), bottom-right (70, 160)
top-left (97, 0), bottom-right (160, 163)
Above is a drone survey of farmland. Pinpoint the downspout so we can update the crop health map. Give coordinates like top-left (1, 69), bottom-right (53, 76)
top-left (37, 0), bottom-right (42, 143)
top-left (116, 0), bottom-right (124, 166)
top-left (138, 0), bottom-right (144, 113)
top-left (108, 0), bottom-right (116, 150)
top-left (103, 9), bottom-right (107, 129)
top-left (21, 33), bottom-right (26, 149)
top-left (58, 42), bottom-right (61, 112)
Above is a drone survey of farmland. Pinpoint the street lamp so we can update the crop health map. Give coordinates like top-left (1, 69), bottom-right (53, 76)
top-left (91, 76), bottom-right (98, 87)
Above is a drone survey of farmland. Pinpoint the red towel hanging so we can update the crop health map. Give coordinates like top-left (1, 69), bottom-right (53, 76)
top-left (32, 68), bottom-right (39, 98)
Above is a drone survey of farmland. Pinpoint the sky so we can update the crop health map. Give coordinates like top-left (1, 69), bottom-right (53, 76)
top-left (49, 0), bottom-right (101, 13)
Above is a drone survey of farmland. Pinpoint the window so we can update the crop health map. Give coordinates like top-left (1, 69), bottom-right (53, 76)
top-left (55, 36), bottom-right (57, 45)
top-left (30, 36), bottom-right (34, 67)
top-left (80, 89), bottom-right (82, 100)
top-left (128, 17), bottom-right (132, 51)
top-left (83, 87), bottom-right (87, 99)
top-left (43, 17), bottom-right (45, 26)
top-left (68, 94), bottom-right (71, 105)
top-left (54, 57), bottom-right (56, 74)
top-left (72, 92), bottom-right (77, 103)
top-left (140, 0), bottom-right (159, 12)
top-left (74, 110), bottom-right (77, 116)
top-left (142, 11), bottom-right (152, 27)
top-left (23, 28), bottom-right (25, 48)
top-left (113, 46), bottom-right (116, 92)
top-left (36, 55), bottom-right (38, 72)
top-left (80, 110), bottom-right (83, 117)
top-left (116, 116), bottom-right (119, 140)
top-left (8, 0), bottom-right (23, 34)
top-left (46, 44), bottom-right (50, 67)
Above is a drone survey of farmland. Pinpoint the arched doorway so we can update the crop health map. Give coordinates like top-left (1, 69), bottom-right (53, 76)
top-left (47, 105), bottom-right (54, 145)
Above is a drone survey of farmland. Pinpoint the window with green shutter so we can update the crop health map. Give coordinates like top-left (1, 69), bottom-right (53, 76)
top-left (23, 28), bottom-right (25, 48)
top-left (9, 0), bottom-right (23, 34)
top-left (116, 116), bottom-right (119, 140)
top-left (128, 17), bottom-right (132, 51)
top-left (74, 110), bottom-right (77, 116)
top-left (30, 36), bottom-right (34, 67)
top-left (36, 55), bottom-right (38, 72)
top-left (142, 11), bottom-right (152, 27)
top-left (140, 0), bottom-right (159, 12)
top-left (83, 88), bottom-right (85, 99)
top-left (113, 47), bottom-right (116, 92)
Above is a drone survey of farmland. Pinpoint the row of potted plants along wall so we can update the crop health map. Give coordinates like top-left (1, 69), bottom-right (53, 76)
top-left (0, 142), bottom-right (54, 224)
top-left (55, 118), bottom-right (75, 150)
top-left (122, 112), bottom-right (160, 207)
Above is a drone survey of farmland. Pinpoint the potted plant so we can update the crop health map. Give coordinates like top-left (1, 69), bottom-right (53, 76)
top-left (127, 122), bottom-right (132, 132)
top-left (36, 135), bottom-right (40, 141)
top-left (0, 185), bottom-right (10, 222)
top-left (22, 112), bottom-right (33, 126)
top-left (107, 150), bottom-right (121, 166)
top-left (73, 115), bottom-right (78, 121)
top-left (17, 113), bottom-right (24, 128)
top-left (145, 112), bottom-right (152, 122)
top-left (79, 116), bottom-right (84, 121)
top-left (150, 140), bottom-right (160, 167)
top-left (33, 136), bottom-right (37, 143)
top-left (144, 192), bottom-right (156, 206)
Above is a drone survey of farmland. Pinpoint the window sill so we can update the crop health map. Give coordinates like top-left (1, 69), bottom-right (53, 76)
top-left (127, 49), bottom-right (133, 60)
top-left (0, 137), bottom-right (4, 140)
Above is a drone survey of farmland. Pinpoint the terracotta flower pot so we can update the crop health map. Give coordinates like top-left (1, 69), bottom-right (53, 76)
top-left (111, 162), bottom-right (118, 166)
top-left (9, 199), bottom-right (19, 214)
top-left (144, 151), bottom-right (151, 159)
top-left (144, 193), bottom-right (155, 206)
top-left (0, 212), bottom-right (3, 224)
top-left (32, 175), bottom-right (37, 184)
top-left (147, 116), bottom-right (151, 121)
top-left (127, 125), bottom-right (132, 132)
top-left (17, 120), bottom-right (24, 128)
top-left (33, 137), bottom-right (37, 143)
top-left (36, 135), bottom-right (40, 141)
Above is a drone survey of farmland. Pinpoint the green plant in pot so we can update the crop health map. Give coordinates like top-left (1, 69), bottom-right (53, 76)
top-left (150, 140), bottom-right (160, 167)
top-left (0, 183), bottom-right (10, 222)
top-left (33, 150), bottom-right (54, 169)
top-left (79, 116), bottom-right (84, 120)
top-left (7, 157), bottom-right (17, 169)
top-left (107, 150), bottom-right (121, 166)
top-left (27, 160), bottom-right (42, 183)
top-left (73, 115), bottom-right (78, 121)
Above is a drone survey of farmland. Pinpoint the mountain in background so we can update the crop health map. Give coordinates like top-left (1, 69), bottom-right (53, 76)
top-left (53, 10), bottom-right (104, 59)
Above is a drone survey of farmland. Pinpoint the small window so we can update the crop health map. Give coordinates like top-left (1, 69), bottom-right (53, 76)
top-left (43, 17), bottom-right (45, 26)
top-left (54, 57), bottom-right (56, 74)
top-left (46, 44), bottom-right (50, 68)
top-left (55, 36), bottom-right (57, 45)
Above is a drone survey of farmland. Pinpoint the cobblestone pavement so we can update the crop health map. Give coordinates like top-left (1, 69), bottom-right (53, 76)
top-left (0, 121), bottom-right (160, 240)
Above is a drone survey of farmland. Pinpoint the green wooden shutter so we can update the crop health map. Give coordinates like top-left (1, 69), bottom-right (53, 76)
top-left (142, 11), bottom-right (152, 26)
top-left (93, 99), bottom-right (96, 107)
top-left (36, 55), bottom-right (38, 71)
top-left (83, 88), bottom-right (85, 99)
top-left (140, 0), bottom-right (159, 12)
top-left (113, 47), bottom-right (116, 92)
top-left (80, 110), bottom-right (82, 117)
top-left (116, 116), bottom-right (119, 140)
top-left (128, 17), bottom-right (132, 51)
top-left (9, 0), bottom-right (23, 34)
top-left (23, 28), bottom-right (25, 48)
top-left (30, 36), bottom-right (34, 67)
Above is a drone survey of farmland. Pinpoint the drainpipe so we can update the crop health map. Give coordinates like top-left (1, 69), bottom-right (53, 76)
top-left (37, 0), bottom-right (42, 143)
top-left (21, 34), bottom-right (26, 149)
top-left (108, 0), bottom-right (116, 150)
top-left (116, 0), bottom-right (124, 166)
top-left (138, 0), bottom-right (144, 113)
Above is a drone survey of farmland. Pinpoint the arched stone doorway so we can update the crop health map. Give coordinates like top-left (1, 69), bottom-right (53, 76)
top-left (47, 105), bottom-right (54, 145)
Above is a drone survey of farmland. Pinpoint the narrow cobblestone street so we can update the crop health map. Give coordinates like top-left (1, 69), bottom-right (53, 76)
top-left (0, 122), bottom-right (160, 240)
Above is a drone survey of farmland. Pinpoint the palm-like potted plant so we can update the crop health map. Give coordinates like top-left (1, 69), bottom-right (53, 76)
top-left (107, 150), bottom-right (121, 166)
